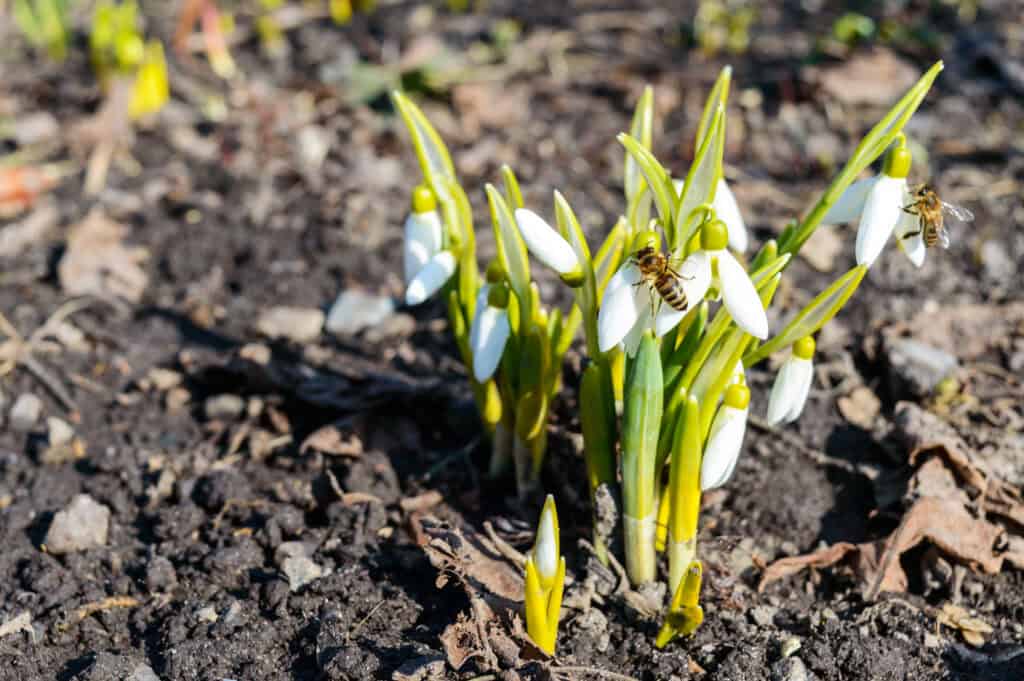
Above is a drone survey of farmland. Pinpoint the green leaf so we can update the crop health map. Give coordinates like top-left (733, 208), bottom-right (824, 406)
top-left (748, 239), bottom-right (777, 272)
top-left (555, 191), bottom-right (599, 358)
top-left (695, 67), bottom-right (731, 154)
top-left (626, 182), bottom-right (653, 237)
top-left (580, 362), bottom-right (617, 495)
top-left (663, 301), bottom-right (708, 393)
top-left (486, 184), bottom-right (531, 314)
top-left (625, 85), bottom-right (654, 203)
top-left (501, 164), bottom-right (524, 210)
top-left (594, 219), bottom-right (627, 300)
top-left (622, 332), bottom-right (663, 521)
top-left (555, 304), bottom-right (582, 357)
top-left (392, 91), bottom-right (457, 202)
top-left (674, 106), bottom-right (725, 251)
top-left (744, 265), bottom-right (867, 366)
top-left (449, 180), bottom-right (479, 319)
top-left (618, 133), bottom-right (677, 236)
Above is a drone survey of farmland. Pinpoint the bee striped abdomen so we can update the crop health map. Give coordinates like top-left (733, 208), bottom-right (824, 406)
top-left (654, 273), bottom-right (688, 311)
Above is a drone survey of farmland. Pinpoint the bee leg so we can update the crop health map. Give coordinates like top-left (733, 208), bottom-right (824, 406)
top-left (901, 202), bottom-right (921, 215)
top-left (901, 229), bottom-right (921, 238)
top-left (666, 266), bottom-right (695, 281)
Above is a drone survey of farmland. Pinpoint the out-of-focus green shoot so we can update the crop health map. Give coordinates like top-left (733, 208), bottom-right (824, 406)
top-left (656, 561), bottom-right (704, 648)
top-left (90, 1), bottom-right (168, 120)
top-left (12, 0), bottom-right (69, 61)
top-left (831, 12), bottom-right (875, 47)
top-left (524, 495), bottom-right (565, 655)
top-left (693, 0), bottom-right (756, 55)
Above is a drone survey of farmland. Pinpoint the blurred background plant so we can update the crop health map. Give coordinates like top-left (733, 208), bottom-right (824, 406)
top-left (10, 0), bottom-right (69, 60)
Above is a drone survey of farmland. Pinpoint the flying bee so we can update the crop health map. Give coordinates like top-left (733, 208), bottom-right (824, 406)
top-left (631, 246), bottom-right (693, 312)
top-left (900, 184), bottom-right (974, 249)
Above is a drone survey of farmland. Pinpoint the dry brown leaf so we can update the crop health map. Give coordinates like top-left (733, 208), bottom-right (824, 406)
top-left (938, 603), bottom-right (994, 648)
top-left (58, 209), bottom-right (149, 302)
top-left (813, 48), bottom-right (919, 106)
top-left (417, 516), bottom-right (524, 604)
top-left (300, 424), bottom-right (363, 457)
top-left (837, 386), bottom-right (881, 430)
top-left (400, 490), bottom-right (443, 514)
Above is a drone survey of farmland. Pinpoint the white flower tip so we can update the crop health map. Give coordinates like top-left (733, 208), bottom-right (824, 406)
top-left (515, 208), bottom-right (579, 275)
top-left (855, 175), bottom-right (905, 267)
top-left (717, 252), bottom-right (769, 339)
top-left (714, 179), bottom-right (749, 253)
top-left (534, 500), bottom-right (558, 580)
top-left (470, 305), bottom-right (510, 382)
top-left (700, 406), bottom-right (748, 491)
top-left (766, 356), bottom-right (813, 425)
top-left (405, 251), bottom-right (456, 306)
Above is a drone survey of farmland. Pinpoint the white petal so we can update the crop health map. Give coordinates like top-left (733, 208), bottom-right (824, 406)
top-left (713, 179), bottom-right (749, 253)
top-left (403, 239), bottom-right (431, 286)
top-left (855, 175), bottom-right (905, 267)
top-left (717, 251), bottom-right (769, 339)
top-left (766, 356), bottom-right (813, 425)
top-left (672, 178), bottom-right (685, 194)
top-left (514, 208), bottom-right (580, 275)
top-left (403, 210), bottom-right (443, 283)
top-left (700, 405), bottom-right (748, 491)
top-left (622, 303), bottom-right (653, 357)
top-left (822, 176), bottom-right (877, 225)
top-left (534, 502), bottom-right (558, 580)
top-left (894, 207), bottom-right (926, 268)
top-left (653, 251), bottom-right (712, 337)
top-left (469, 305), bottom-right (510, 382)
top-left (598, 264), bottom-right (643, 352)
top-left (405, 250), bottom-right (456, 306)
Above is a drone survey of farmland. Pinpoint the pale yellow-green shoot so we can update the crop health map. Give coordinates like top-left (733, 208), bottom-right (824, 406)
top-left (524, 495), bottom-right (565, 655)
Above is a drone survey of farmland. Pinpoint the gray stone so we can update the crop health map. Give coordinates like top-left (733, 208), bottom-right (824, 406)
top-left (46, 417), bottom-right (75, 447)
top-left (256, 306), bottom-right (324, 344)
top-left (325, 290), bottom-right (395, 337)
top-left (204, 394), bottom-right (245, 421)
top-left (884, 337), bottom-right (958, 399)
top-left (45, 494), bottom-right (110, 554)
top-left (127, 663), bottom-right (161, 681)
top-left (771, 656), bottom-right (814, 681)
top-left (281, 555), bottom-right (326, 592)
top-left (9, 393), bottom-right (42, 432)
top-left (750, 604), bottom-right (778, 627)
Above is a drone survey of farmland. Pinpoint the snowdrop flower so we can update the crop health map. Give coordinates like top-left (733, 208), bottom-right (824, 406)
top-left (822, 145), bottom-right (913, 268)
top-left (598, 262), bottom-right (648, 353)
top-left (514, 209), bottom-right (584, 286)
top-left (403, 185), bottom-right (455, 305)
top-left (673, 178), bottom-right (749, 253)
top-left (468, 283), bottom-right (511, 382)
top-left (766, 337), bottom-right (815, 425)
top-left (700, 384), bottom-right (750, 491)
top-left (655, 220), bottom-right (768, 340)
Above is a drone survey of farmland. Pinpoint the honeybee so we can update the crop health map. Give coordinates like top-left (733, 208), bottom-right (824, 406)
top-left (901, 184), bottom-right (974, 249)
top-left (631, 246), bottom-right (692, 311)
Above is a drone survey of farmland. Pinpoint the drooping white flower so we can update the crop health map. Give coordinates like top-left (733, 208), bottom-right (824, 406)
top-left (403, 185), bottom-right (455, 304)
top-left (766, 337), bottom-right (816, 426)
top-left (406, 250), bottom-right (456, 306)
top-left (657, 220), bottom-right (768, 339)
top-left (514, 209), bottom-right (582, 283)
top-left (822, 146), bottom-right (914, 268)
top-left (598, 263), bottom-right (647, 353)
top-left (894, 209), bottom-right (927, 268)
top-left (652, 250), bottom-right (714, 337)
top-left (700, 383), bottom-right (750, 491)
top-left (468, 284), bottom-right (511, 382)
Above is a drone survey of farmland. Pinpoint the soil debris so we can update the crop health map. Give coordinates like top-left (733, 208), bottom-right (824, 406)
top-left (58, 209), bottom-right (149, 302)
top-left (44, 494), bottom-right (111, 554)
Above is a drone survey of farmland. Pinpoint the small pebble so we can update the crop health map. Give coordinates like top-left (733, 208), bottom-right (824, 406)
top-left (781, 636), bottom-right (802, 657)
top-left (257, 306), bottom-right (325, 344)
top-left (325, 290), bottom-right (395, 337)
top-left (44, 494), bottom-right (110, 554)
top-left (9, 393), bottom-right (43, 432)
top-left (46, 417), bottom-right (75, 447)
top-left (750, 604), bottom-right (778, 627)
top-left (204, 394), bottom-right (245, 421)
top-left (771, 656), bottom-right (810, 681)
top-left (282, 555), bottom-right (326, 592)
top-left (126, 663), bottom-right (161, 681)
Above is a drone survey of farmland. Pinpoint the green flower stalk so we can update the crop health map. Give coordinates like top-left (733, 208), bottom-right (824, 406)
top-left (524, 495), bottom-right (565, 655)
top-left (621, 331), bottom-right (662, 584)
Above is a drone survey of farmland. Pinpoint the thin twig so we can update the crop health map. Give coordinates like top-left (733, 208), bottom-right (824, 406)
top-left (550, 666), bottom-right (641, 681)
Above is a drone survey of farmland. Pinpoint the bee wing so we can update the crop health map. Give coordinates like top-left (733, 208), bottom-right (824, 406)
top-left (941, 201), bottom-right (974, 223)
top-left (937, 226), bottom-right (951, 249)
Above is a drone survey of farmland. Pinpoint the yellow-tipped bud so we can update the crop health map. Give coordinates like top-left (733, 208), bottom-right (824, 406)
top-left (525, 495), bottom-right (564, 655)
top-left (412, 184), bottom-right (436, 214)
top-left (793, 336), bottom-right (816, 361)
